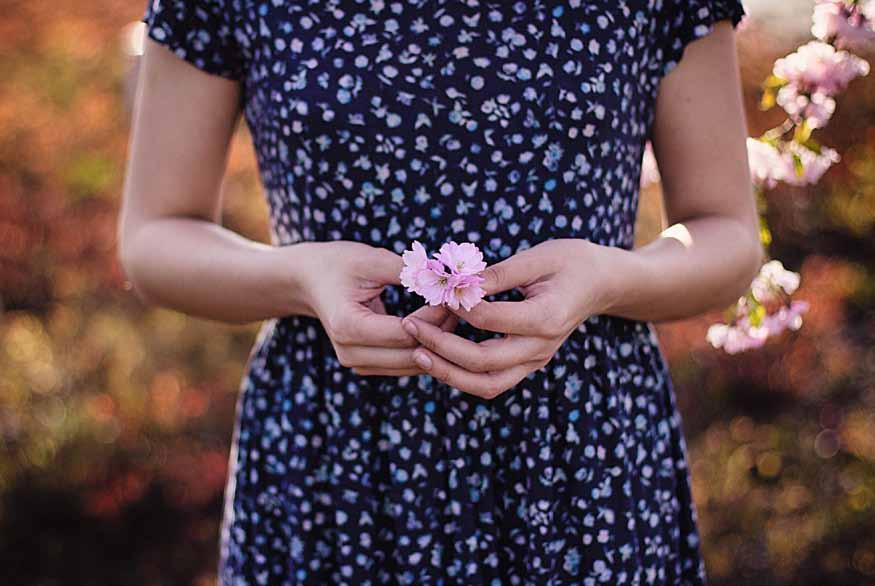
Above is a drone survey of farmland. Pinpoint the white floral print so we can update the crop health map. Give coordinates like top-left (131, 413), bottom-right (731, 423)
top-left (142, 1), bottom-right (745, 584)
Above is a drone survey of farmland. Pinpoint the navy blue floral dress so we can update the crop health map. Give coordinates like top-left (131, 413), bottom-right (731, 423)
top-left (142, 1), bottom-right (745, 584)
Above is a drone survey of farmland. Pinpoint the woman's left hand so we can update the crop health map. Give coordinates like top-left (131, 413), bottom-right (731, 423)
top-left (400, 238), bottom-right (619, 399)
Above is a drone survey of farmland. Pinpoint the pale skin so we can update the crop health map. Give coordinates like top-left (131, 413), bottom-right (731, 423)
top-left (119, 21), bottom-right (763, 399)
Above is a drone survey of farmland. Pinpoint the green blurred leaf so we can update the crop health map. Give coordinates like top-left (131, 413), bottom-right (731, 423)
top-left (748, 302), bottom-right (767, 327)
top-left (63, 153), bottom-right (116, 201)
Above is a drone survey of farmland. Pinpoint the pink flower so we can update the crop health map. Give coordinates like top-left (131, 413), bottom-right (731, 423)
top-left (399, 240), bottom-right (488, 309)
top-left (813, 1), bottom-right (854, 42)
top-left (415, 259), bottom-right (454, 306)
top-left (400, 240), bottom-right (428, 292)
top-left (444, 273), bottom-right (487, 311)
top-left (707, 292), bottom-right (810, 355)
top-left (751, 260), bottom-right (801, 303)
top-left (747, 137), bottom-right (839, 190)
top-left (773, 41), bottom-right (869, 97)
top-left (747, 138), bottom-right (784, 189)
top-left (761, 300), bottom-right (810, 337)
top-left (780, 142), bottom-right (841, 186)
top-left (812, 0), bottom-right (875, 47)
top-left (706, 322), bottom-right (769, 354)
top-left (776, 85), bottom-right (836, 128)
top-left (436, 241), bottom-right (487, 275)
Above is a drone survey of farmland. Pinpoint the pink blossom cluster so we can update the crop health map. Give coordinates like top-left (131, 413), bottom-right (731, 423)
top-left (812, 0), bottom-right (875, 47)
top-left (773, 40), bottom-right (869, 128)
top-left (399, 241), bottom-right (487, 311)
top-left (706, 301), bottom-right (810, 354)
top-left (747, 138), bottom-right (841, 189)
top-left (706, 261), bottom-right (810, 354)
top-left (751, 259), bottom-right (802, 302)
top-left (704, 3), bottom-right (874, 354)
top-left (646, 137), bottom-right (841, 192)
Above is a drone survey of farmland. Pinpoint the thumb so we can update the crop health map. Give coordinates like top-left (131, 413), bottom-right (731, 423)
top-left (480, 251), bottom-right (545, 296)
top-left (406, 303), bottom-right (450, 326)
top-left (359, 247), bottom-right (404, 287)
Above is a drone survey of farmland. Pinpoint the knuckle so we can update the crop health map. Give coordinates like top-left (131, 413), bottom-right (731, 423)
top-left (473, 349), bottom-right (497, 373)
top-left (483, 265), bottom-right (505, 291)
top-left (468, 310), bottom-right (492, 332)
top-left (433, 367), bottom-right (452, 387)
top-left (335, 349), bottom-right (354, 368)
top-left (419, 331), bottom-right (439, 352)
top-left (396, 328), bottom-right (417, 347)
top-left (534, 346), bottom-right (555, 365)
top-left (377, 247), bottom-right (400, 264)
top-left (482, 383), bottom-right (503, 400)
top-left (327, 315), bottom-right (352, 344)
top-left (427, 361), bottom-right (443, 379)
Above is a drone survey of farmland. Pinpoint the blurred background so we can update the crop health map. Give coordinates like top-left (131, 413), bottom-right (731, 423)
top-left (1, 1), bottom-right (873, 585)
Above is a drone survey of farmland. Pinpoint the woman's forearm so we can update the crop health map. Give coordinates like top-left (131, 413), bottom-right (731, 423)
top-left (598, 214), bottom-right (764, 323)
top-left (118, 217), bottom-right (315, 324)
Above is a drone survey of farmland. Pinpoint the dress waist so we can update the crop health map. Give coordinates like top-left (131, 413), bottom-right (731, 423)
top-left (259, 285), bottom-right (656, 350)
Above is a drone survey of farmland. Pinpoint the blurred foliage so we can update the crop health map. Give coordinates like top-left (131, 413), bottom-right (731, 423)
top-left (0, 3), bottom-right (874, 586)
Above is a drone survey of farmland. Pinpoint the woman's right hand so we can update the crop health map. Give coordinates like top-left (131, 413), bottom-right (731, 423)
top-left (294, 241), bottom-right (457, 377)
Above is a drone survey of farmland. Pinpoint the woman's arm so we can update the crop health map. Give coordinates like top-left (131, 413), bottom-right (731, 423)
top-left (598, 20), bottom-right (764, 322)
top-left (119, 39), bottom-right (455, 375)
top-left (118, 38), bottom-right (308, 324)
top-left (400, 21), bottom-right (764, 398)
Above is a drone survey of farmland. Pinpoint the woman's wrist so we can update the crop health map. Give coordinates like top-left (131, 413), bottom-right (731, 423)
top-left (588, 242), bottom-right (653, 319)
top-left (264, 242), bottom-right (320, 319)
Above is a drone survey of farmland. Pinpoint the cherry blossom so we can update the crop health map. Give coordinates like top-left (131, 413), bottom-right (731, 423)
top-left (399, 240), bottom-right (428, 292)
top-left (751, 259), bottom-right (802, 303)
top-left (435, 241), bottom-right (487, 276)
top-left (812, 0), bottom-right (875, 47)
top-left (444, 273), bottom-right (487, 311)
top-left (641, 4), bottom-right (874, 353)
top-left (773, 40), bottom-right (869, 96)
top-left (780, 142), bottom-right (841, 187)
top-left (399, 240), bottom-right (487, 309)
top-left (761, 300), bottom-right (810, 337)
top-left (747, 138), bottom-right (785, 189)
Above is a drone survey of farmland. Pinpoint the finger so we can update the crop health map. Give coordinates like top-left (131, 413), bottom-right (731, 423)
top-left (479, 251), bottom-right (552, 296)
top-left (451, 297), bottom-right (557, 336)
top-left (440, 312), bottom-right (459, 332)
top-left (411, 347), bottom-right (534, 400)
top-left (407, 305), bottom-right (459, 332)
top-left (366, 294), bottom-right (388, 315)
top-left (352, 367), bottom-right (424, 377)
top-left (402, 316), bottom-right (550, 373)
top-left (334, 345), bottom-right (418, 369)
top-left (406, 303), bottom-right (451, 326)
top-left (329, 304), bottom-right (417, 348)
top-left (359, 247), bottom-right (404, 287)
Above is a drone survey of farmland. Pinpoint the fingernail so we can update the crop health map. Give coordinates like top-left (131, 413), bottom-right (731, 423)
top-left (403, 318), bottom-right (418, 336)
top-left (413, 352), bottom-right (432, 369)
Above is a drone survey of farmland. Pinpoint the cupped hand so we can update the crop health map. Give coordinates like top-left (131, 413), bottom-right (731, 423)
top-left (298, 241), bottom-right (458, 376)
top-left (400, 238), bottom-right (617, 398)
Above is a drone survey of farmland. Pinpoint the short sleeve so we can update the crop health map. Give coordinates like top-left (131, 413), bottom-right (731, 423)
top-left (141, 0), bottom-right (246, 81)
top-left (660, 0), bottom-right (747, 78)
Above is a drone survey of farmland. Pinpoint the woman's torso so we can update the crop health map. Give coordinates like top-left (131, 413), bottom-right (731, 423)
top-left (215, 2), bottom-right (708, 584)
top-left (235, 0), bottom-right (663, 259)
